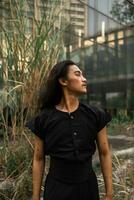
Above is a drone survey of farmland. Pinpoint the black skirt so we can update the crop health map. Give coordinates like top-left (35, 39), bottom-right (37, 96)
top-left (43, 171), bottom-right (100, 200)
top-left (43, 158), bottom-right (100, 200)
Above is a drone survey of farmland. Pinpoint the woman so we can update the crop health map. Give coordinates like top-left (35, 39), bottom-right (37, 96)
top-left (26, 60), bottom-right (112, 200)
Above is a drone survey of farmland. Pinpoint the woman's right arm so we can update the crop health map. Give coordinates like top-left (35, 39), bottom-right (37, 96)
top-left (32, 135), bottom-right (45, 200)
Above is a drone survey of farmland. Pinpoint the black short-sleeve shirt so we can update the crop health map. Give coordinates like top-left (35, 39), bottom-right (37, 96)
top-left (25, 103), bottom-right (111, 162)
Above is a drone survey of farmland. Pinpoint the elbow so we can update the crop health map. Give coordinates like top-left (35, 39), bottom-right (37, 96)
top-left (34, 152), bottom-right (45, 162)
top-left (34, 156), bottom-right (45, 162)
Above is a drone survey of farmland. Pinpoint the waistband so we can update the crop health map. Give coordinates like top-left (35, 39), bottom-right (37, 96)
top-left (48, 158), bottom-right (93, 183)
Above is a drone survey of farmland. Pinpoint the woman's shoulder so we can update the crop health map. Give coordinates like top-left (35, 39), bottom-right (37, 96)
top-left (80, 102), bottom-right (112, 132)
top-left (25, 107), bottom-right (54, 127)
top-left (80, 102), bottom-right (111, 121)
top-left (80, 102), bottom-right (102, 114)
top-left (25, 107), bottom-right (55, 138)
top-left (37, 107), bottom-right (55, 122)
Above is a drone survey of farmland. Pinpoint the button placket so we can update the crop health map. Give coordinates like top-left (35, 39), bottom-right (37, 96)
top-left (68, 113), bottom-right (79, 157)
top-left (72, 132), bottom-right (79, 156)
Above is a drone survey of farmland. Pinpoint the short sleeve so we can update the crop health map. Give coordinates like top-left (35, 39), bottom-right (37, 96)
top-left (96, 108), bottom-right (112, 132)
top-left (25, 114), bottom-right (44, 139)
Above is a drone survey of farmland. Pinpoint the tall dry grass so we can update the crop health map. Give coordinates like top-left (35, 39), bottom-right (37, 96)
top-left (97, 153), bottom-right (134, 200)
top-left (0, 0), bottom-right (65, 199)
top-left (0, 0), bottom-right (64, 136)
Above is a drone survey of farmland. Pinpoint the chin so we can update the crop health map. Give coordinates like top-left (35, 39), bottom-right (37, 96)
top-left (79, 89), bottom-right (87, 94)
top-left (83, 88), bottom-right (87, 93)
top-left (74, 89), bottom-right (87, 96)
top-left (83, 90), bottom-right (87, 94)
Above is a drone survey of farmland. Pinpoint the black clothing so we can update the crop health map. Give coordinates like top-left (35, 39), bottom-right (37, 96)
top-left (43, 170), bottom-right (100, 200)
top-left (49, 157), bottom-right (93, 183)
top-left (26, 103), bottom-right (111, 199)
top-left (26, 103), bottom-right (111, 162)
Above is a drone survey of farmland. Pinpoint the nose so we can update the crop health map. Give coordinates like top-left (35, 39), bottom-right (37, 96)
top-left (82, 75), bottom-right (87, 83)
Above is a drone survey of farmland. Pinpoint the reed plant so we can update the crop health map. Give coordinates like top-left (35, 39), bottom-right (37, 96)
top-left (0, 0), bottom-right (64, 135)
top-left (0, 0), bottom-right (65, 199)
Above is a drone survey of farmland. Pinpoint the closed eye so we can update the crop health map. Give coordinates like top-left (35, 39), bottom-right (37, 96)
top-left (75, 72), bottom-right (81, 76)
top-left (74, 71), bottom-right (82, 76)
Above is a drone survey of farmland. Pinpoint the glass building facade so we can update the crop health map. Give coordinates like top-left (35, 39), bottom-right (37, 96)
top-left (66, 0), bottom-right (134, 111)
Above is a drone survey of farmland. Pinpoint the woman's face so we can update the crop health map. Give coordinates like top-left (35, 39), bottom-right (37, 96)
top-left (62, 64), bottom-right (87, 95)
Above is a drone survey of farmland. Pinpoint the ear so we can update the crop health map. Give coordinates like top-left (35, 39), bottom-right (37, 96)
top-left (58, 78), bottom-right (68, 86)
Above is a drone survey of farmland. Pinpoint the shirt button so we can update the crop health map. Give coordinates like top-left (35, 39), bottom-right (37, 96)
top-left (73, 132), bottom-right (77, 136)
top-left (70, 115), bottom-right (74, 119)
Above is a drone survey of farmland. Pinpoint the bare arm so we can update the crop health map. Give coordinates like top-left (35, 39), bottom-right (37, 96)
top-left (32, 135), bottom-right (45, 200)
top-left (96, 126), bottom-right (113, 200)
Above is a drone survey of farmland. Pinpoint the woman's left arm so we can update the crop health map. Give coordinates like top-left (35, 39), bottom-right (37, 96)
top-left (96, 126), bottom-right (113, 200)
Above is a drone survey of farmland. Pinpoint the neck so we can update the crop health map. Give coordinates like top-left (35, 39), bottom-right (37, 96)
top-left (56, 94), bottom-right (79, 113)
